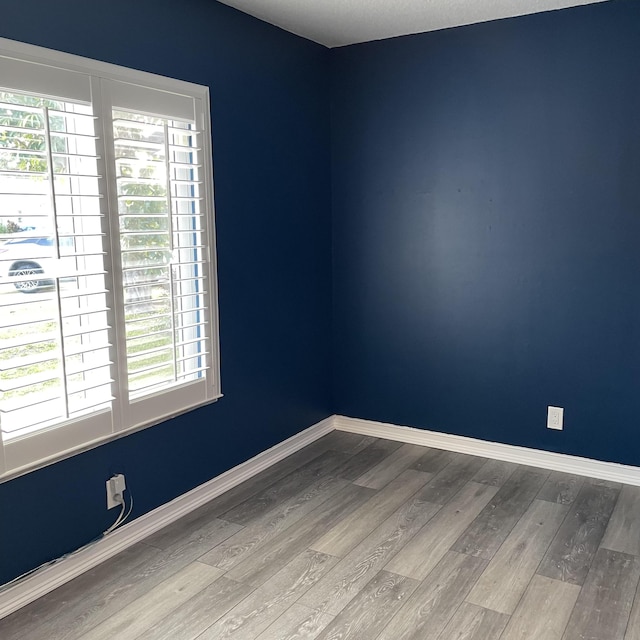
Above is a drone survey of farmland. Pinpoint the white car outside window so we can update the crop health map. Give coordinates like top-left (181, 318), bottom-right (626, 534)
top-left (0, 235), bottom-right (74, 292)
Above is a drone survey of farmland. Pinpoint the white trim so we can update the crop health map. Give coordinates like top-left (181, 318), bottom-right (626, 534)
top-left (6, 411), bottom-right (639, 620)
top-left (0, 37), bottom-right (207, 98)
top-left (334, 415), bottom-right (640, 486)
top-left (0, 394), bottom-right (224, 485)
top-left (0, 416), bottom-right (334, 620)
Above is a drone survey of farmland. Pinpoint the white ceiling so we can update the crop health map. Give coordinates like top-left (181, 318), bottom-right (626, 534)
top-left (216, 0), bottom-right (610, 48)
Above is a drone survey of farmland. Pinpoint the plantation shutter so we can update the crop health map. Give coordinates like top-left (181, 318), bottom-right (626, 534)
top-left (0, 46), bottom-right (219, 479)
top-left (102, 79), bottom-right (217, 428)
top-left (0, 64), bottom-right (114, 473)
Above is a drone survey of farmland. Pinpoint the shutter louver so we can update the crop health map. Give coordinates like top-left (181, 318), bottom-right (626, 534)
top-left (1, 93), bottom-right (112, 444)
top-left (112, 110), bottom-right (210, 400)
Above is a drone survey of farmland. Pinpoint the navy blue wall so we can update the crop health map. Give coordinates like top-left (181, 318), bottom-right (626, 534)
top-left (332, 1), bottom-right (640, 464)
top-left (0, 0), bottom-right (331, 584)
top-left (3, 0), bottom-right (640, 591)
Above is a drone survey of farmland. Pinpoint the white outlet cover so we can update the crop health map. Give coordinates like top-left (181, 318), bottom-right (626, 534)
top-left (547, 406), bottom-right (564, 431)
top-left (106, 474), bottom-right (126, 510)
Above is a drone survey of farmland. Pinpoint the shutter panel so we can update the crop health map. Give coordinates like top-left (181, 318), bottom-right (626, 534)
top-left (113, 113), bottom-right (209, 397)
top-left (103, 80), bottom-right (217, 430)
top-left (0, 90), bottom-right (114, 472)
top-left (106, 100), bottom-right (211, 422)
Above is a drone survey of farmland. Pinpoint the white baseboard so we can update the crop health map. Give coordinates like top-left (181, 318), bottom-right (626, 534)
top-left (0, 416), bottom-right (334, 620)
top-left (334, 415), bottom-right (640, 486)
top-left (5, 412), bottom-right (639, 621)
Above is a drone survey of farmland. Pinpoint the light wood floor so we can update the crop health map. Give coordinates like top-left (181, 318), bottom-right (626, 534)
top-left (2, 431), bottom-right (640, 640)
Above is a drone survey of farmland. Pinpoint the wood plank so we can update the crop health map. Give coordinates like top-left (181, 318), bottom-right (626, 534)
top-left (385, 482), bottom-right (498, 580)
top-left (302, 432), bottom-right (378, 458)
top-left (411, 447), bottom-right (454, 474)
top-left (0, 517), bottom-right (238, 640)
top-left (199, 475), bottom-right (349, 571)
top-left (601, 485), bottom-right (640, 557)
top-left (221, 450), bottom-right (352, 525)
top-left (299, 490), bottom-right (441, 615)
top-left (314, 571), bottom-right (419, 640)
top-left (141, 516), bottom-right (242, 559)
top-left (537, 481), bottom-right (620, 585)
top-left (623, 581), bottom-right (640, 640)
top-left (466, 499), bottom-right (568, 614)
top-left (321, 431), bottom-right (377, 454)
top-left (255, 604), bottom-right (334, 640)
top-left (0, 543), bottom-right (163, 640)
top-left (418, 453), bottom-right (486, 505)
top-left (144, 438), bottom-right (339, 543)
top-left (335, 439), bottom-right (404, 481)
top-left (451, 466), bottom-right (549, 560)
top-left (134, 577), bottom-right (253, 640)
top-left (197, 550), bottom-right (338, 640)
top-left (310, 469), bottom-right (431, 557)
top-left (436, 602), bottom-right (509, 640)
top-left (226, 483), bottom-right (376, 586)
top-left (472, 459), bottom-right (518, 487)
top-left (142, 505), bottom-right (232, 551)
top-left (376, 552), bottom-right (488, 640)
top-left (353, 443), bottom-right (427, 490)
top-left (589, 478), bottom-right (623, 491)
top-left (500, 575), bottom-right (581, 640)
top-left (78, 562), bottom-right (223, 640)
top-left (563, 548), bottom-right (640, 640)
top-left (537, 471), bottom-right (584, 505)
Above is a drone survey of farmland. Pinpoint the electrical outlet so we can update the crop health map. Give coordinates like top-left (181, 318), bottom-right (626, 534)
top-left (106, 473), bottom-right (126, 509)
top-left (547, 406), bottom-right (564, 431)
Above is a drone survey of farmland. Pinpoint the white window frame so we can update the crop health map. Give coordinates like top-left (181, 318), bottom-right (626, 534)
top-left (0, 37), bottom-right (221, 481)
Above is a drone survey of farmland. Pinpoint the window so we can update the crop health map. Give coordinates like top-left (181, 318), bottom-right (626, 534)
top-left (0, 38), bottom-right (220, 478)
